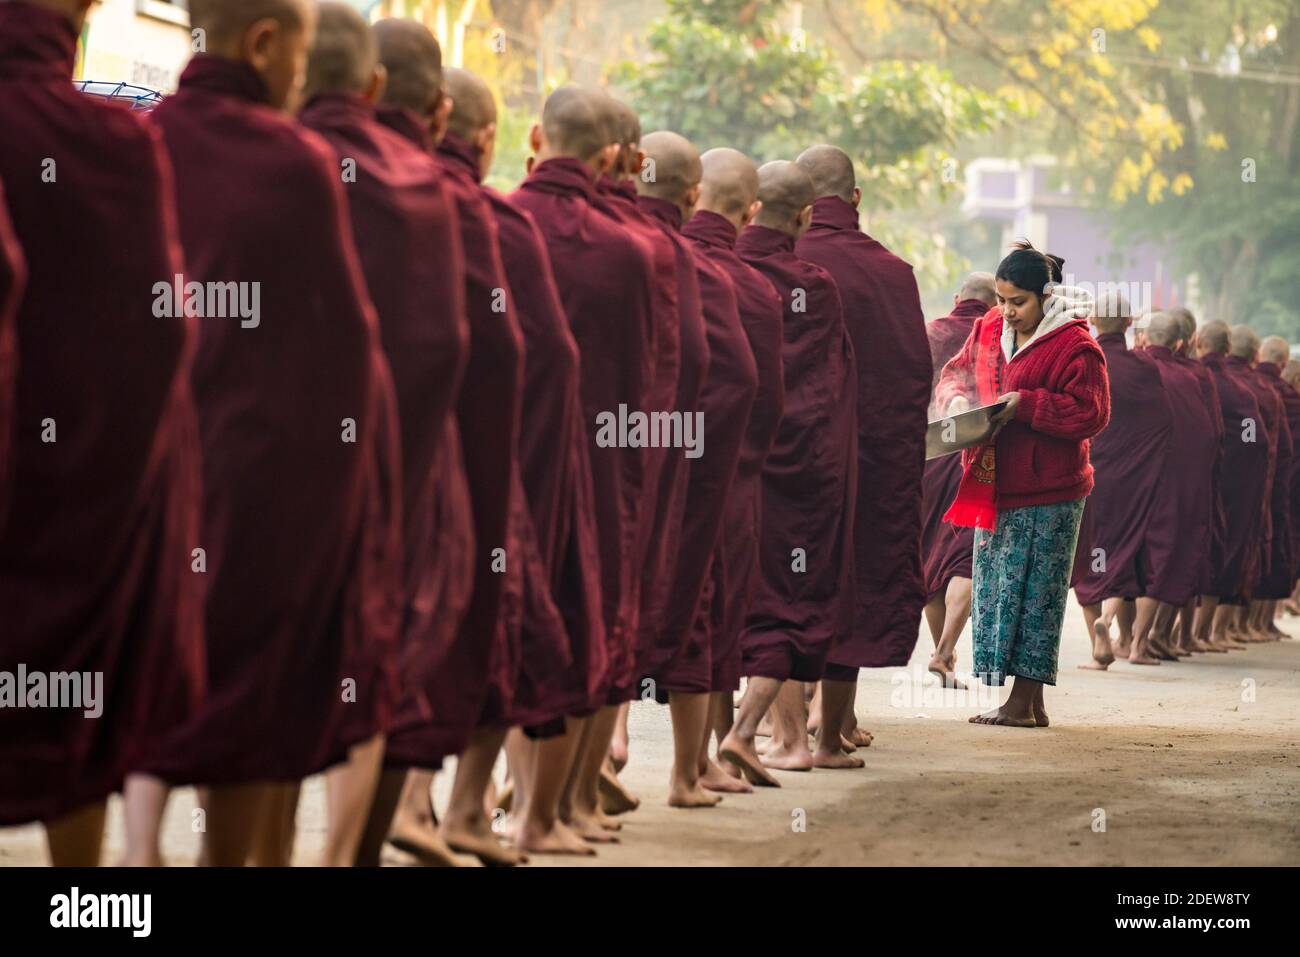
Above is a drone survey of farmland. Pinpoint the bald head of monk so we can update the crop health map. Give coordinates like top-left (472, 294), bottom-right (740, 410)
top-left (1228, 324), bottom-right (1260, 363)
top-left (637, 130), bottom-right (703, 219)
top-left (1196, 319), bottom-right (1231, 357)
top-left (752, 161), bottom-right (815, 238)
top-left (1285, 359), bottom-right (1300, 388)
top-left (697, 148), bottom-right (761, 233)
top-left (1090, 287), bottom-right (1131, 336)
top-left (795, 144), bottom-right (860, 207)
top-left (528, 85), bottom-right (618, 175)
top-left (1146, 311), bottom-right (1185, 351)
top-left (189, 0), bottom-right (316, 110)
top-left (957, 271), bottom-right (996, 308)
top-left (445, 67), bottom-right (498, 178)
top-left (1260, 335), bottom-right (1290, 367)
top-left (1166, 305), bottom-right (1197, 355)
top-left (373, 17), bottom-right (451, 143)
top-left (304, 3), bottom-right (382, 104)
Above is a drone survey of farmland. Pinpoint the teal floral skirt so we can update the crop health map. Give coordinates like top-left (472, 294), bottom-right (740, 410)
top-left (972, 498), bottom-right (1085, 686)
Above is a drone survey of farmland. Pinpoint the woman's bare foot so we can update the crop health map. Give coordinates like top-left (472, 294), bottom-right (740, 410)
top-left (700, 758), bottom-right (754, 794)
top-left (1033, 700), bottom-right (1049, 727)
top-left (968, 706), bottom-right (1037, 727)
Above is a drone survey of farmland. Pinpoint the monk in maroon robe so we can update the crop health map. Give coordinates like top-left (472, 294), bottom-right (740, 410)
top-left (1246, 332), bottom-right (1294, 634)
top-left (681, 149), bottom-right (785, 789)
top-left (921, 276), bottom-right (996, 686)
top-left (1192, 320), bottom-right (1269, 650)
top-left (0, 181), bottom-right (24, 527)
top-left (725, 160), bottom-right (859, 781)
top-left (636, 132), bottom-right (758, 803)
top-left (1133, 313), bottom-right (1219, 664)
top-left (361, 20), bottom-right (525, 866)
top-left (795, 144), bottom-right (930, 746)
top-left (513, 85), bottom-right (657, 842)
top-left (298, 5), bottom-right (474, 865)
top-left (0, 0), bottom-right (202, 866)
top-left (1259, 335), bottom-right (1300, 636)
top-left (1073, 295), bottom-right (1174, 669)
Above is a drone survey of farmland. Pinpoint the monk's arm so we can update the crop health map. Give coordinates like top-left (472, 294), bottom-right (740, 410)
top-left (1013, 347), bottom-right (1110, 440)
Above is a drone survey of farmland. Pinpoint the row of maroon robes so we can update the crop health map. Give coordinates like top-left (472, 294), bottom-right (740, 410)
top-left (797, 197), bottom-right (931, 672)
top-left (1225, 355), bottom-right (1282, 596)
top-left (299, 94), bottom-right (479, 769)
top-left (1241, 360), bottom-right (1293, 599)
top-left (1201, 352), bottom-right (1268, 600)
top-left (512, 157), bottom-right (657, 714)
top-left (683, 210), bottom-right (784, 693)
top-left (0, 179), bottom-right (23, 526)
top-left (642, 202), bottom-right (756, 696)
top-left (1071, 334), bottom-right (1173, 604)
top-left (1176, 351), bottom-right (1225, 597)
top-left (919, 298), bottom-right (988, 601)
top-left (737, 224), bottom-right (857, 681)
top-left (0, 3), bottom-right (204, 824)
top-left (1258, 361), bottom-right (1300, 588)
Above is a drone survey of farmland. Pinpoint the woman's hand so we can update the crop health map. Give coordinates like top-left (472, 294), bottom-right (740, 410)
top-left (989, 391), bottom-right (1021, 434)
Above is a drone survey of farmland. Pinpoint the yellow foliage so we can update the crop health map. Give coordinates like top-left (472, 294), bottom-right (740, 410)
top-left (1146, 170), bottom-right (1168, 203)
top-left (1205, 132), bottom-right (1228, 151)
top-left (1171, 173), bottom-right (1194, 195)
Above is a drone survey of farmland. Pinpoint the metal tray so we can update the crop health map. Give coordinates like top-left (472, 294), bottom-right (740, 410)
top-left (925, 400), bottom-right (1008, 460)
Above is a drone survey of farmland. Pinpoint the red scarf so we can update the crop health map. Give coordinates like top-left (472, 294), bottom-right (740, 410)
top-left (943, 309), bottom-right (1004, 530)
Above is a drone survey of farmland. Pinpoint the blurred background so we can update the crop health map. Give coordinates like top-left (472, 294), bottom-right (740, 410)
top-left (77, 0), bottom-right (1300, 335)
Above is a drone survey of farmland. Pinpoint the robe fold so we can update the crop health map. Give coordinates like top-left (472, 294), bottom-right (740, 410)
top-left (683, 210), bottom-right (783, 692)
top-left (0, 180), bottom-right (24, 527)
top-left (736, 225), bottom-right (857, 681)
top-left (640, 199), bottom-right (755, 694)
top-left (1141, 345), bottom-right (1218, 607)
top-left (512, 157), bottom-right (657, 712)
top-left (1251, 362), bottom-right (1295, 598)
top-left (797, 197), bottom-right (930, 669)
top-left (1201, 353), bottom-right (1268, 601)
top-left (1258, 362), bottom-right (1300, 588)
top-left (441, 132), bottom-right (589, 730)
top-left (920, 298), bottom-right (987, 600)
top-left (300, 94), bottom-right (474, 755)
top-left (1, 3), bottom-right (204, 823)
top-left (1072, 334), bottom-right (1173, 605)
top-left (1176, 354), bottom-right (1225, 594)
top-left (1226, 355), bottom-right (1282, 597)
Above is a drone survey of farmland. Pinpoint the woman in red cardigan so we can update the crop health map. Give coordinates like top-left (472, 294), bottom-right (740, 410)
top-left (935, 241), bottom-right (1110, 726)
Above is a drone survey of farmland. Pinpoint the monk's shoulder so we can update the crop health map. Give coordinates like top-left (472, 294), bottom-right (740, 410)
top-left (58, 94), bottom-right (164, 174)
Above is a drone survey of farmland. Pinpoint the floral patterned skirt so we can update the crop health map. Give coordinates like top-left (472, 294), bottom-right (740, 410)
top-left (971, 498), bottom-right (1086, 686)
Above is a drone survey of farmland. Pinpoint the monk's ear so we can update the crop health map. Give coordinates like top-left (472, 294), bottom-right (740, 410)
top-left (476, 122), bottom-right (497, 154)
top-left (597, 143), bottom-right (619, 175)
top-left (684, 182), bottom-right (701, 214)
top-left (528, 122), bottom-right (543, 155)
top-left (797, 203), bottom-right (813, 234)
top-left (851, 186), bottom-right (862, 209)
top-left (742, 199), bottom-right (762, 228)
top-left (632, 147), bottom-right (647, 179)
top-left (364, 64), bottom-right (388, 105)
top-left (242, 18), bottom-right (282, 71)
top-left (430, 94), bottom-right (453, 144)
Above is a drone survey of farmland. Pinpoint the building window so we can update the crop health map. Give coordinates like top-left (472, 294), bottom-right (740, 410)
top-left (137, 0), bottom-right (190, 28)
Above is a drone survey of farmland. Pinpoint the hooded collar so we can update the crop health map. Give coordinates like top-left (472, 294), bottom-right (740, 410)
top-left (375, 105), bottom-right (433, 153)
top-left (0, 2), bottom-right (76, 79)
top-left (637, 195), bottom-right (683, 231)
top-left (1147, 344), bottom-right (1175, 362)
top-left (1002, 285), bottom-right (1094, 363)
top-left (809, 195), bottom-right (861, 232)
top-left (737, 223), bottom-right (795, 256)
top-left (300, 92), bottom-right (374, 127)
top-left (1201, 351), bottom-right (1226, 368)
top-left (1225, 354), bottom-right (1253, 371)
top-left (176, 55), bottom-right (272, 106)
top-left (437, 131), bottom-right (483, 183)
top-left (683, 209), bottom-right (738, 249)
top-left (523, 157), bottom-right (597, 200)
top-left (1258, 361), bottom-right (1283, 378)
top-left (1095, 331), bottom-right (1128, 349)
top-left (946, 297), bottom-right (993, 324)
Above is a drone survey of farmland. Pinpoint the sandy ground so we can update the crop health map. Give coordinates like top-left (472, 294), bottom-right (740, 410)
top-left (3, 594), bottom-right (1297, 866)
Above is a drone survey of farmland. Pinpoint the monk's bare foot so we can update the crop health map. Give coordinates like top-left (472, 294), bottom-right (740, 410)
top-left (756, 712), bottom-right (774, 739)
top-left (700, 758), bottom-right (754, 793)
top-left (563, 811), bottom-right (620, 844)
top-left (927, 655), bottom-right (968, 689)
top-left (719, 732), bottom-right (781, 787)
top-left (968, 706), bottom-right (1037, 727)
top-left (845, 727), bottom-right (873, 748)
top-left (668, 779), bottom-right (723, 808)
top-left (838, 733), bottom-right (856, 752)
top-left (1127, 648), bottom-right (1161, 665)
top-left (1113, 640), bottom-right (1132, 658)
top-left (760, 741), bottom-right (814, 772)
top-left (443, 822), bottom-right (526, 867)
top-left (512, 818), bottom-right (596, 856)
top-left (1086, 620), bottom-right (1115, 669)
top-left (1077, 660), bottom-right (1111, 670)
top-left (812, 746), bottom-right (865, 769)
top-left (387, 826), bottom-right (465, 867)
top-left (598, 764), bottom-right (640, 816)
top-left (495, 779), bottom-right (514, 814)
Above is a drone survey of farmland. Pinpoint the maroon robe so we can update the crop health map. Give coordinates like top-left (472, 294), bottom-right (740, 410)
top-left (0, 2), bottom-right (203, 824)
top-left (512, 157), bottom-right (657, 712)
top-left (441, 132), bottom-right (594, 731)
top-left (1141, 345), bottom-right (1218, 606)
top-left (1226, 355), bottom-right (1282, 596)
top-left (737, 225), bottom-right (857, 681)
top-left (1176, 353), bottom-right (1225, 594)
top-left (1201, 353), bottom-right (1268, 601)
top-left (642, 200), bottom-right (755, 694)
top-left (920, 298), bottom-right (987, 600)
top-left (0, 180), bottom-right (24, 525)
top-left (683, 210), bottom-right (784, 692)
top-left (1252, 363), bottom-right (1295, 598)
top-left (797, 197), bottom-right (930, 670)
top-left (1259, 362), bottom-right (1300, 587)
top-left (300, 95), bottom-right (474, 755)
top-left (1072, 334), bottom-right (1173, 604)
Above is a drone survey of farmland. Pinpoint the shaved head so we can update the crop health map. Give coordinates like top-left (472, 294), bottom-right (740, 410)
top-left (445, 67), bottom-right (496, 139)
top-left (1228, 324), bottom-right (1260, 360)
top-left (305, 2), bottom-right (373, 97)
top-left (1261, 335), bottom-right (1289, 365)
top-left (698, 148), bottom-right (759, 223)
top-left (540, 85), bottom-right (614, 163)
top-left (1199, 319), bottom-right (1230, 354)
top-left (1091, 286), bottom-right (1131, 334)
top-left (638, 130), bottom-right (702, 204)
top-left (1284, 359), bottom-right (1300, 387)
top-left (373, 17), bottom-right (442, 114)
top-left (958, 271), bottom-right (996, 305)
top-left (188, 0), bottom-right (310, 48)
top-left (1146, 311), bottom-right (1184, 349)
top-left (753, 161), bottom-right (814, 234)
top-left (795, 144), bottom-right (855, 202)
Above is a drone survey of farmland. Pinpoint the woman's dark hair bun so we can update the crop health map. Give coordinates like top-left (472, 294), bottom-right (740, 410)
top-left (997, 238), bottom-right (1064, 294)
